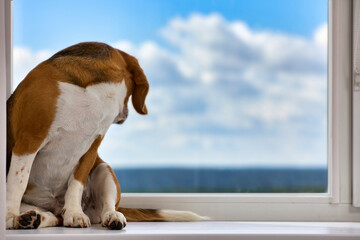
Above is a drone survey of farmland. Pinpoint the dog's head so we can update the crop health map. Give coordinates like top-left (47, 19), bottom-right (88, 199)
top-left (44, 42), bottom-right (148, 125)
top-left (114, 50), bottom-right (149, 124)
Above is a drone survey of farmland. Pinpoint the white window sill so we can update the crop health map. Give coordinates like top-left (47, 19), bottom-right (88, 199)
top-left (6, 221), bottom-right (360, 240)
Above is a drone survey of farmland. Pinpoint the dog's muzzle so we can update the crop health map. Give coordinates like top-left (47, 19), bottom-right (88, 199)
top-left (115, 107), bottom-right (128, 124)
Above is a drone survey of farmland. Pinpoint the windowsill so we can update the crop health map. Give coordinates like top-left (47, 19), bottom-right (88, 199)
top-left (6, 221), bottom-right (360, 240)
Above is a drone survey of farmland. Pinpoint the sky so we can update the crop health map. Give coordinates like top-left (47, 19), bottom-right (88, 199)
top-left (12, 0), bottom-right (328, 168)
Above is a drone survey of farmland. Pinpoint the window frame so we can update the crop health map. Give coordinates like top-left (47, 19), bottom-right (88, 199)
top-left (352, 0), bottom-right (360, 207)
top-left (0, 0), bottom-right (358, 238)
top-left (0, 0), bottom-right (8, 238)
top-left (118, 0), bottom-right (357, 221)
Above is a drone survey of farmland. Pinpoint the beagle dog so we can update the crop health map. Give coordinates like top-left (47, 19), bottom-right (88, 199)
top-left (6, 42), bottom-right (203, 230)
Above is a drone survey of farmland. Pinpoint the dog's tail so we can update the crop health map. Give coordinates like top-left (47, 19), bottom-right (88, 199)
top-left (118, 207), bottom-right (208, 222)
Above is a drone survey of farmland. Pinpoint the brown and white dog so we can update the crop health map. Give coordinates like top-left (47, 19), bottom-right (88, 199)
top-left (6, 42), bottom-right (204, 230)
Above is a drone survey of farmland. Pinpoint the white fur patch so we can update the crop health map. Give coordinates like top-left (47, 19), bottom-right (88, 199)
top-left (63, 179), bottom-right (91, 227)
top-left (7, 153), bottom-right (38, 228)
top-left (7, 153), bottom-right (37, 211)
top-left (64, 178), bottom-right (84, 211)
top-left (158, 210), bottom-right (209, 222)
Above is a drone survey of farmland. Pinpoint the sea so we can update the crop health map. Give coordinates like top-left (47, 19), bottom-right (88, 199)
top-left (113, 168), bottom-right (328, 193)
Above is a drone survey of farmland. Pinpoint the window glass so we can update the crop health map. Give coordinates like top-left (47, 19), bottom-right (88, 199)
top-left (13, 0), bottom-right (328, 193)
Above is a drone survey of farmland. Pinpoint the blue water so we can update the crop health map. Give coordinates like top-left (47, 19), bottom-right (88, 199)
top-left (113, 168), bottom-right (328, 193)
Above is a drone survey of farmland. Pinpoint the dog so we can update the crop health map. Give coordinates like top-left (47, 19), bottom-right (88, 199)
top-left (6, 42), bottom-right (204, 230)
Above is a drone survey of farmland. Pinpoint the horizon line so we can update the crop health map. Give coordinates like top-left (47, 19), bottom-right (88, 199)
top-left (110, 166), bottom-right (328, 170)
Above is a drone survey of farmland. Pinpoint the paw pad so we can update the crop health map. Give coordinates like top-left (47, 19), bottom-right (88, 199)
top-left (108, 219), bottom-right (126, 230)
top-left (17, 210), bottom-right (41, 229)
top-left (102, 211), bottom-right (127, 230)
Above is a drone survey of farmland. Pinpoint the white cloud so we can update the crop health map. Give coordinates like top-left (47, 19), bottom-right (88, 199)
top-left (162, 13), bottom-right (326, 81)
top-left (314, 23), bottom-right (328, 47)
top-left (12, 14), bottom-right (328, 168)
top-left (154, 13), bottom-right (327, 125)
top-left (13, 47), bottom-right (53, 89)
top-left (112, 41), bottom-right (135, 55)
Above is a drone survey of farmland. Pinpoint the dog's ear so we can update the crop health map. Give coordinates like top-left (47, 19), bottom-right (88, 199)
top-left (119, 50), bottom-right (149, 115)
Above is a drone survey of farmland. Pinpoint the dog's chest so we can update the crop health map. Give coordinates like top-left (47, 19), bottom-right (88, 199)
top-left (27, 81), bottom-right (126, 198)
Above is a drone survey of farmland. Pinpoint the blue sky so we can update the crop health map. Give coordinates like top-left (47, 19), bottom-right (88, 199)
top-left (14, 0), bottom-right (327, 50)
top-left (12, 0), bottom-right (328, 168)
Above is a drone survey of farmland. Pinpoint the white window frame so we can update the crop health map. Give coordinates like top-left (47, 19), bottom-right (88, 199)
top-left (1, 0), bottom-right (10, 238)
top-left (119, 0), bottom-right (358, 221)
top-left (0, 0), bottom-right (358, 239)
top-left (352, 0), bottom-right (360, 207)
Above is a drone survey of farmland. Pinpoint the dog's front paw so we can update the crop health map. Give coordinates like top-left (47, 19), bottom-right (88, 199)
top-left (6, 211), bottom-right (18, 229)
top-left (62, 208), bottom-right (91, 228)
top-left (101, 211), bottom-right (126, 230)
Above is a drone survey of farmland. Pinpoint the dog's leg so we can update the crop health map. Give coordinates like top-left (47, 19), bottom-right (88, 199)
top-left (87, 156), bottom-right (126, 230)
top-left (18, 203), bottom-right (59, 229)
top-left (61, 136), bottom-right (102, 228)
top-left (6, 152), bottom-right (38, 229)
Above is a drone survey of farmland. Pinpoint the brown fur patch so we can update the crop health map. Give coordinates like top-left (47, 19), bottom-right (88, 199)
top-left (56, 215), bottom-right (63, 226)
top-left (73, 136), bottom-right (103, 185)
top-left (6, 93), bottom-right (16, 174)
top-left (48, 42), bottom-right (128, 88)
top-left (118, 50), bottom-right (149, 115)
top-left (118, 208), bottom-right (164, 222)
top-left (61, 208), bottom-right (66, 216)
top-left (91, 156), bottom-right (105, 175)
top-left (24, 184), bottom-right (34, 195)
top-left (8, 61), bottom-right (61, 156)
